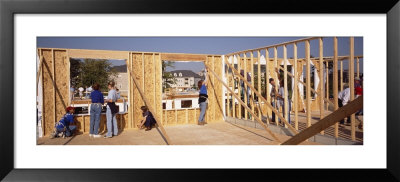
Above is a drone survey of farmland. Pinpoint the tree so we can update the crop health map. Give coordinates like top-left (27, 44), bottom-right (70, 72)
top-left (71, 59), bottom-right (117, 91)
top-left (70, 58), bottom-right (82, 87)
top-left (162, 61), bottom-right (176, 92)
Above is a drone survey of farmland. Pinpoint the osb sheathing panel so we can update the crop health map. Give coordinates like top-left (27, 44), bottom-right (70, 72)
top-left (132, 53), bottom-right (145, 128)
top-left (71, 114), bottom-right (127, 134)
top-left (162, 109), bottom-right (199, 125)
top-left (144, 53), bottom-right (155, 116)
top-left (41, 49), bottom-right (55, 136)
top-left (212, 56), bottom-right (224, 122)
top-left (155, 54), bottom-right (162, 126)
top-left (205, 56), bottom-right (216, 123)
top-left (130, 53), bottom-right (162, 128)
top-left (176, 110), bottom-right (186, 124)
top-left (166, 110), bottom-right (176, 125)
top-left (187, 109), bottom-right (196, 124)
top-left (54, 50), bottom-right (69, 125)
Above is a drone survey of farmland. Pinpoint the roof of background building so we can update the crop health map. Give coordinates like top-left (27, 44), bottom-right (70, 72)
top-left (168, 70), bottom-right (202, 78)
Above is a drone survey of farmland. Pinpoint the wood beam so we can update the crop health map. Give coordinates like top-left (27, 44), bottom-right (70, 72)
top-left (349, 37), bottom-right (356, 141)
top-left (265, 49), bottom-right (270, 123)
top-left (160, 53), bottom-right (207, 61)
top-left (251, 52), bottom-right (255, 121)
top-left (257, 50), bottom-right (261, 120)
top-left (281, 96), bottom-right (363, 145)
top-left (319, 38), bottom-right (325, 135)
top-left (283, 45), bottom-right (289, 128)
top-left (244, 53), bottom-right (248, 120)
top-left (333, 37), bottom-right (339, 138)
top-left (305, 41), bottom-right (311, 127)
top-left (237, 54), bottom-right (242, 119)
top-left (274, 47), bottom-right (278, 123)
top-left (293, 44), bottom-right (299, 130)
top-left (68, 49), bottom-right (129, 60)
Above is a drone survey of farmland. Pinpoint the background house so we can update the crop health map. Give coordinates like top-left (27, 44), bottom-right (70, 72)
top-left (111, 64), bottom-right (128, 97)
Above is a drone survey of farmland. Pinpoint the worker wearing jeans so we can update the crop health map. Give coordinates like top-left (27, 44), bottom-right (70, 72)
top-left (105, 81), bottom-right (118, 138)
top-left (89, 83), bottom-right (104, 138)
top-left (197, 70), bottom-right (208, 125)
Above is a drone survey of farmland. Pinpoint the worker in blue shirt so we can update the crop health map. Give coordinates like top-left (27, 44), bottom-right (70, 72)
top-left (51, 106), bottom-right (76, 138)
top-left (197, 69), bottom-right (208, 125)
top-left (89, 83), bottom-right (104, 138)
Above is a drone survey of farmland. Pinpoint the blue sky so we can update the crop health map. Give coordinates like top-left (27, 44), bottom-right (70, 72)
top-left (37, 37), bottom-right (363, 73)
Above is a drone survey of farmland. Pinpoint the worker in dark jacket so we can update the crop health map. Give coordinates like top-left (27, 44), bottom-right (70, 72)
top-left (51, 106), bottom-right (76, 138)
top-left (137, 106), bottom-right (156, 131)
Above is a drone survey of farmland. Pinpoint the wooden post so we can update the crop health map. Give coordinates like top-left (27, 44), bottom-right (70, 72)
top-left (282, 96), bottom-right (363, 145)
top-left (305, 41), bottom-right (311, 127)
top-left (274, 47), bottom-right (278, 124)
top-left (226, 58), bottom-right (230, 117)
top-left (237, 54), bottom-right (241, 119)
top-left (326, 60), bottom-right (329, 111)
top-left (244, 53), bottom-right (248, 120)
top-left (185, 108), bottom-right (189, 124)
top-left (153, 53), bottom-right (156, 116)
top-left (333, 37), bottom-right (339, 138)
top-left (356, 57), bottom-right (360, 78)
top-left (283, 45), bottom-right (289, 128)
top-left (52, 49), bottom-right (56, 127)
top-left (319, 38), bottom-right (325, 135)
top-left (175, 108), bottom-right (178, 124)
top-left (340, 61), bottom-right (343, 92)
top-left (251, 51), bottom-right (255, 121)
top-left (257, 50), bottom-right (261, 120)
top-left (131, 53), bottom-right (135, 128)
top-left (159, 54), bottom-right (163, 127)
top-left (349, 37), bottom-right (356, 141)
top-left (265, 49), bottom-right (270, 124)
top-left (204, 62), bottom-right (282, 143)
top-left (232, 65), bottom-right (236, 118)
top-left (293, 44), bottom-right (299, 130)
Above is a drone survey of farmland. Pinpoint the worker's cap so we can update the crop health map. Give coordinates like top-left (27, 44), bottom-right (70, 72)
top-left (355, 77), bottom-right (361, 81)
top-left (66, 106), bottom-right (75, 112)
top-left (343, 83), bottom-right (349, 87)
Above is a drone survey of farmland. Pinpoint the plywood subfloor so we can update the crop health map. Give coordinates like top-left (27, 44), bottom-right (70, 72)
top-left (37, 121), bottom-right (318, 145)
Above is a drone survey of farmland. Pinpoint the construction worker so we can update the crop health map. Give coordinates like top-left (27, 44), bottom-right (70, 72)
top-left (104, 81), bottom-right (119, 138)
top-left (197, 70), bottom-right (208, 126)
top-left (338, 83), bottom-right (351, 125)
top-left (89, 83), bottom-right (104, 138)
top-left (137, 106), bottom-right (156, 131)
top-left (50, 106), bottom-right (76, 139)
top-left (276, 79), bottom-right (291, 124)
top-left (270, 78), bottom-right (278, 123)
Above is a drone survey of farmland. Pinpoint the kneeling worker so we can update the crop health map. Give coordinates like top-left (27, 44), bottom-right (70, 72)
top-left (137, 106), bottom-right (156, 131)
top-left (51, 106), bottom-right (77, 138)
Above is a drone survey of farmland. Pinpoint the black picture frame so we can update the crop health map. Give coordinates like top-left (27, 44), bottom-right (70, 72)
top-left (1, 0), bottom-right (399, 181)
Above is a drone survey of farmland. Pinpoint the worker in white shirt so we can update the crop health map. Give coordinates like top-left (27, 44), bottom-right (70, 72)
top-left (276, 79), bottom-right (291, 124)
top-left (338, 83), bottom-right (351, 125)
top-left (78, 86), bottom-right (84, 100)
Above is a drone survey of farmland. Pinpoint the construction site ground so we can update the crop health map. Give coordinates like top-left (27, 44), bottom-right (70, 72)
top-left (37, 121), bottom-right (318, 145)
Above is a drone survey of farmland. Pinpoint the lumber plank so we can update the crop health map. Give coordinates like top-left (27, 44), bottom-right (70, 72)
top-left (333, 37), bottom-right (339, 138)
top-left (281, 96), bottom-right (363, 145)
